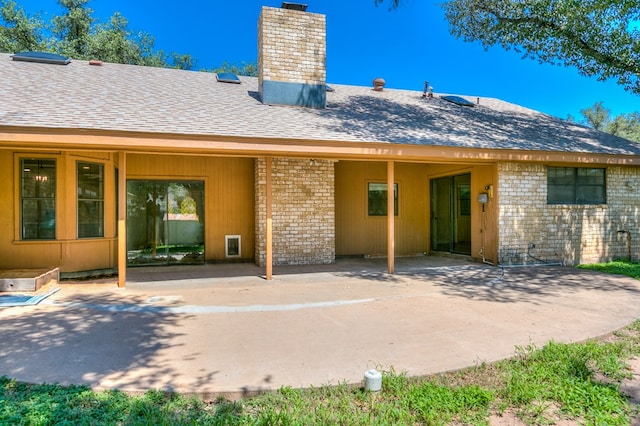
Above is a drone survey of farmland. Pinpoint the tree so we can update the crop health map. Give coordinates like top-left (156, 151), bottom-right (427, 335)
top-left (52, 0), bottom-right (93, 59)
top-left (580, 102), bottom-right (640, 143)
top-left (210, 60), bottom-right (258, 77)
top-left (376, 0), bottom-right (640, 95)
top-left (1, 1), bottom-right (259, 75)
top-left (0, 0), bottom-right (195, 69)
top-left (0, 0), bottom-right (47, 52)
top-left (607, 112), bottom-right (640, 142)
top-left (580, 101), bottom-right (610, 131)
top-left (85, 12), bottom-right (167, 67)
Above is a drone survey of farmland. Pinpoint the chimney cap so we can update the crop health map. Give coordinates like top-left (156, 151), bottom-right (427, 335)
top-left (281, 2), bottom-right (308, 11)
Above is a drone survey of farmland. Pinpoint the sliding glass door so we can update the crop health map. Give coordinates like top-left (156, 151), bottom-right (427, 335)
top-left (430, 174), bottom-right (471, 255)
top-left (127, 180), bottom-right (205, 266)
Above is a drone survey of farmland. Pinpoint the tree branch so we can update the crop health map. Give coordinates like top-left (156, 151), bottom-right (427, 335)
top-left (492, 13), bottom-right (639, 76)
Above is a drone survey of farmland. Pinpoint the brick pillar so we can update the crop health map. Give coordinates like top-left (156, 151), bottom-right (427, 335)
top-left (255, 158), bottom-right (335, 266)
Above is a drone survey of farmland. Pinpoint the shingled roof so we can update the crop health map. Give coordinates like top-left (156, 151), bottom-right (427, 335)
top-left (1, 53), bottom-right (639, 156)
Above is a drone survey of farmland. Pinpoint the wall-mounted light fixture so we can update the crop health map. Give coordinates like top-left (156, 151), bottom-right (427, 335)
top-left (484, 184), bottom-right (494, 198)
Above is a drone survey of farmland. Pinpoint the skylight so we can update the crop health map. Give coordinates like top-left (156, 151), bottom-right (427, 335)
top-left (440, 95), bottom-right (475, 107)
top-left (11, 51), bottom-right (71, 65)
top-left (216, 72), bottom-right (241, 84)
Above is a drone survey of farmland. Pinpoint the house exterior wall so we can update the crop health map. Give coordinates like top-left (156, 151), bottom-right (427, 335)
top-left (0, 150), bottom-right (256, 273)
top-left (498, 162), bottom-right (640, 265)
top-left (0, 150), bottom-right (118, 272)
top-left (335, 161), bottom-right (430, 256)
top-left (428, 164), bottom-right (498, 263)
top-left (335, 161), bottom-right (499, 262)
top-left (255, 158), bottom-right (335, 266)
top-left (127, 154), bottom-right (255, 261)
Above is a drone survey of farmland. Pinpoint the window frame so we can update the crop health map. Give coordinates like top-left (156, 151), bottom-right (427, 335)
top-left (77, 161), bottom-right (105, 239)
top-left (367, 182), bottom-right (398, 216)
top-left (20, 158), bottom-right (57, 240)
top-left (547, 166), bottom-right (606, 205)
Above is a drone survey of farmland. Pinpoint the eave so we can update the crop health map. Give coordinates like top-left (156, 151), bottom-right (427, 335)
top-left (2, 126), bottom-right (640, 166)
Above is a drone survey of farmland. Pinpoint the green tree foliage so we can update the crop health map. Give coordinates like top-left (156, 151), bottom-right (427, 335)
top-left (85, 12), bottom-right (167, 67)
top-left (0, 0), bottom-right (193, 68)
top-left (580, 101), bottom-right (610, 131)
top-left (580, 102), bottom-right (640, 142)
top-left (209, 60), bottom-right (258, 77)
top-left (53, 0), bottom-right (93, 58)
top-left (376, 0), bottom-right (640, 95)
top-left (0, 0), bottom-right (47, 52)
top-left (608, 112), bottom-right (640, 142)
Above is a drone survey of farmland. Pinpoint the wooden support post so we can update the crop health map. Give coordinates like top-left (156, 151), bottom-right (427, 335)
top-left (387, 160), bottom-right (395, 274)
top-left (117, 152), bottom-right (127, 288)
top-left (265, 157), bottom-right (273, 280)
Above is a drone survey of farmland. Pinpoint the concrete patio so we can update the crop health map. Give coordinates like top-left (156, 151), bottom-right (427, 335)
top-left (1, 257), bottom-right (640, 399)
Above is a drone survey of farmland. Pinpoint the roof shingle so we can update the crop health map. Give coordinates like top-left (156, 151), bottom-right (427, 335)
top-left (1, 53), bottom-right (639, 156)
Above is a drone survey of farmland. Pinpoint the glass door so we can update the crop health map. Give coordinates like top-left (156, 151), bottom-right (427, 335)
top-left (127, 180), bottom-right (205, 266)
top-left (430, 174), bottom-right (471, 255)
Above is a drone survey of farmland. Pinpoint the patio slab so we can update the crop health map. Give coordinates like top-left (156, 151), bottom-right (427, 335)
top-left (0, 258), bottom-right (639, 399)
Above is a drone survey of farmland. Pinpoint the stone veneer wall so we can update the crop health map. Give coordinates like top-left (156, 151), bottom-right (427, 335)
top-left (498, 162), bottom-right (640, 265)
top-left (255, 158), bottom-right (335, 266)
top-left (258, 7), bottom-right (326, 85)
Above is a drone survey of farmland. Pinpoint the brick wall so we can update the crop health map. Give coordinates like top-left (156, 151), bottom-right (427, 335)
top-left (498, 162), bottom-right (640, 265)
top-left (258, 7), bottom-right (326, 85)
top-left (255, 158), bottom-right (335, 266)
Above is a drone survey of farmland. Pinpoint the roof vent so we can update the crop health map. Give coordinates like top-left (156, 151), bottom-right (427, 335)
top-left (372, 78), bottom-right (385, 91)
top-left (281, 2), bottom-right (308, 11)
top-left (11, 51), bottom-right (70, 65)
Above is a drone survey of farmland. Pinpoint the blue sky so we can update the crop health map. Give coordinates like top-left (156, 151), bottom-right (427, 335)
top-left (26, 0), bottom-right (639, 119)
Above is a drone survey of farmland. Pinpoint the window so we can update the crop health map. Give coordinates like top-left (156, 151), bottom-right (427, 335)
top-left (547, 167), bottom-right (606, 204)
top-left (21, 159), bottom-right (56, 240)
top-left (77, 162), bottom-right (104, 238)
top-left (368, 183), bottom-right (398, 216)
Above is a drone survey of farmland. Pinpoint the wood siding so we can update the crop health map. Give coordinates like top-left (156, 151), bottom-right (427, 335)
top-left (336, 161), bottom-right (429, 256)
top-left (336, 161), bottom-right (498, 262)
top-left (0, 150), bottom-right (255, 272)
top-left (127, 154), bottom-right (255, 261)
top-left (428, 164), bottom-right (498, 263)
top-left (1, 151), bottom-right (118, 272)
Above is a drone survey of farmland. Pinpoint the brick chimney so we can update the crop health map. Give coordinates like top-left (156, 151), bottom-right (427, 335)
top-left (258, 5), bottom-right (326, 109)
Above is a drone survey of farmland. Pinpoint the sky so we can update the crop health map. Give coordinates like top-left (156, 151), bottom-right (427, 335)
top-left (24, 0), bottom-right (639, 120)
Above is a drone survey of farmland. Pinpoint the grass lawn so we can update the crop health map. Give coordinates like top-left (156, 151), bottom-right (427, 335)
top-left (2, 262), bottom-right (640, 425)
top-left (578, 260), bottom-right (640, 279)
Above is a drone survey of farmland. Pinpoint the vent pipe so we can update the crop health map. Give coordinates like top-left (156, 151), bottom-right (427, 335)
top-left (422, 81), bottom-right (433, 98)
